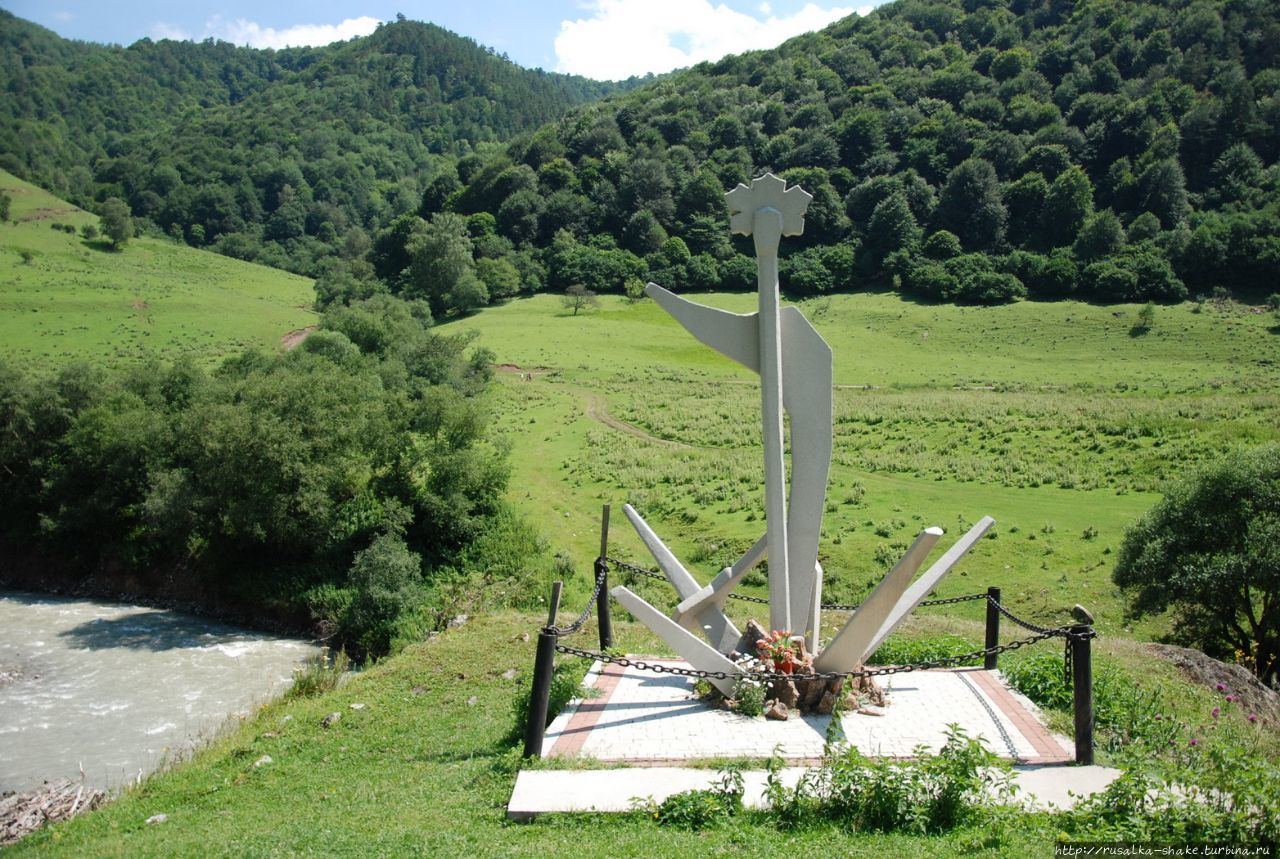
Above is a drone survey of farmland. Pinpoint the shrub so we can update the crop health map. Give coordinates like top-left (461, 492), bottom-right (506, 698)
top-left (285, 648), bottom-right (350, 699)
top-left (867, 634), bottom-right (981, 667)
top-left (508, 662), bottom-right (590, 741)
top-left (654, 769), bottom-right (743, 829)
top-left (732, 675), bottom-right (767, 717)
top-left (1114, 445), bottom-right (1280, 687)
top-left (767, 726), bottom-right (1013, 833)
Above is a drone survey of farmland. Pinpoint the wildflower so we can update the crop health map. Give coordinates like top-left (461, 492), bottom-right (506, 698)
top-left (1154, 714), bottom-right (1162, 721)
top-left (1225, 695), bottom-right (1235, 703)
top-left (1189, 738), bottom-right (1199, 746)
top-left (1215, 682), bottom-right (1226, 692)
top-left (1212, 707), bottom-right (1220, 719)
top-left (1248, 714), bottom-right (1258, 723)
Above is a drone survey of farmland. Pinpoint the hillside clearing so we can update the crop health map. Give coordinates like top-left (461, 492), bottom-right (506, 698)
top-left (0, 170), bottom-right (316, 368)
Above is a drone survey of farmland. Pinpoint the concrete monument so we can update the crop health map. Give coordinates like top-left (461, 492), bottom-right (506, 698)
top-left (610, 174), bottom-right (993, 691)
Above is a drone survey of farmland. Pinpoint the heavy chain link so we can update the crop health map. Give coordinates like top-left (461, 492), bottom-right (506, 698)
top-left (956, 670), bottom-right (1020, 758)
top-left (605, 556), bottom-right (988, 611)
top-left (554, 628), bottom-right (1076, 683)
top-left (545, 561), bottom-right (608, 637)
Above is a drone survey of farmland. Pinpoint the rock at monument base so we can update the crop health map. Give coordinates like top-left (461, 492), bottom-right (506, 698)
top-left (765, 701), bottom-right (790, 721)
top-left (795, 675), bottom-right (828, 711)
top-left (815, 690), bottom-right (838, 715)
top-left (734, 619), bottom-right (769, 659)
top-left (769, 677), bottom-right (799, 710)
top-left (847, 671), bottom-right (887, 708)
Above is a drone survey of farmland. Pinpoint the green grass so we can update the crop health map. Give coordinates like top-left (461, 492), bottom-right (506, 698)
top-left (441, 292), bottom-right (1279, 641)
top-left (10, 613), bottom-right (1065, 857)
top-left (17, 611), bottom-right (1268, 856)
top-left (0, 170), bottom-right (317, 367)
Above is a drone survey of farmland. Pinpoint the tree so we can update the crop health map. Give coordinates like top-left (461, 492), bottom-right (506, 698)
top-left (406, 213), bottom-right (476, 316)
top-left (1072, 210), bottom-right (1125, 262)
top-left (1137, 159), bottom-right (1189, 228)
top-left (936, 158), bottom-right (1006, 250)
top-left (864, 192), bottom-right (920, 272)
top-left (1135, 301), bottom-right (1156, 332)
top-left (562, 284), bottom-right (599, 316)
top-left (1040, 166), bottom-right (1093, 249)
top-left (0, 192), bottom-right (10, 222)
top-left (99, 197), bottom-right (133, 249)
top-left (1113, 445), bottom-right (1280, 687)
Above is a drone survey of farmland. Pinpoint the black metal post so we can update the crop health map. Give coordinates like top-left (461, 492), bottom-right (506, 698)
top-left (522, 581), bottom-right (562, 759)
top-left (1070, 623), bottom-right (1095, 765)
top-left (984, 586), bottom-right (1001, 671)
top-left (596, 505), bottom-right (613, 651)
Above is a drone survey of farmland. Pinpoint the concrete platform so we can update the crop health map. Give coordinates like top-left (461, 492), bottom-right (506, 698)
top-left (510, 659), bottom-right (1114, 819)
top-left (507, 764), bottom-right (1122, 820)
top-left (539, 660), bottom-right (1074, 765)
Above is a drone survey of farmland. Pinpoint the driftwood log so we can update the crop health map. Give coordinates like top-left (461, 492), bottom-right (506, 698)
top-left (1, 778), bottom-right (106, 846)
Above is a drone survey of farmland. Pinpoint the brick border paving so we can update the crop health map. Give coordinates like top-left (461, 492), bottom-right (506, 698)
top-left (966, 668), bottom-right (1073, 764)
top-left (547, 661), bottom-right (625, 758)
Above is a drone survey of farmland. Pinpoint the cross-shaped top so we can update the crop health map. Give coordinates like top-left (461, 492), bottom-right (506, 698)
top-left (725, 172), bottom-right (813, 237)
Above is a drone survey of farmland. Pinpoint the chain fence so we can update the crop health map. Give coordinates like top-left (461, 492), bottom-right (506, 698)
top-left (529, 553), bottom-right (1098, 764)
top-left (544, 555), bottom-right (1094, 681)
top-left (604, 555), bottom-right (988, 611)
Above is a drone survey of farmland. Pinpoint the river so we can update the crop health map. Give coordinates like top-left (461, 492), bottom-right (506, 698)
top-left (0, 590), bottom-right (321, 793)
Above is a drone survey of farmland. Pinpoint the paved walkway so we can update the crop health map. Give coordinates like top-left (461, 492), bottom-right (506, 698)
top-left (508, 764), bottom-right (1122, 819)
top-left (541, 659), bottom-right (1073, 764)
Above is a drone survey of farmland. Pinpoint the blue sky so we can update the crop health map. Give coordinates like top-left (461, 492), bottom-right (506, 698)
top-left (7, 0), bottom-right (884, 79)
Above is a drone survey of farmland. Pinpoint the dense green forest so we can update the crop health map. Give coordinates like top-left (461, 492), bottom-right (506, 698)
top-left (0, 297), bottom-right (556, 655)
top-left (5, 1), bottom-right (1278, 313)
top-left (402, 0), bottom-right (1279, 314)
top-left (0, 11), bottom-right (639, 274)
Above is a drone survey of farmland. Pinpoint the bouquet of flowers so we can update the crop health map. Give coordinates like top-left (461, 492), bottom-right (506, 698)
top-left (756, 629), bottom-right (798, 673)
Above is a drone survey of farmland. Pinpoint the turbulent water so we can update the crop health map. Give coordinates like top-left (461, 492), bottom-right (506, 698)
top-left (0, 590), bottom-right (320, 793)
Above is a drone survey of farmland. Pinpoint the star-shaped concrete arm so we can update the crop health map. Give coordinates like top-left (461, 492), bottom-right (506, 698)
top-left (725, 172), bottom-right (813, 237)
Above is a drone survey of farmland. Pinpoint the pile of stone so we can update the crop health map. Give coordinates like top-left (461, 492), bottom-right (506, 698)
top-left (707, 620), bottom-right (887, 721)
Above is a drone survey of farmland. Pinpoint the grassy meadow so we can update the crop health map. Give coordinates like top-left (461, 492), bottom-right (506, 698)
top-left (8, 242), bottom-right (1280, 856)
top-left (440, 291), bottom-right (1280, 641)
top-left (0, 170), bottom-right (317, 367)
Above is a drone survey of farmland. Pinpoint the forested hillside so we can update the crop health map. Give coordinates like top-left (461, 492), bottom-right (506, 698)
top-left (0, 12), bottom-right (636, 274)
top-left (384, 0), bottom-right (1277, 315)
top-left (3, 0), bottom-right (1278, 315)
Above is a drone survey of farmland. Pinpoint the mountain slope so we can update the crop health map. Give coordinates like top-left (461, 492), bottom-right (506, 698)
top-left (0, 12), bottom-right (637, 274)
top-left (415, 0), bottom-right (1280, 310)
top-left (0, 169), bottom-right (316, 366)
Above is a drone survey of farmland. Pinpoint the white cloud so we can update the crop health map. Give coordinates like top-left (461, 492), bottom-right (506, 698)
top-left (150, 15), bottom-right (380, 49)
top-left (555, 0), bottom-right (859, 79)
top-left (54, 11), bottom-right (74, 23)
top-left (204, 15), bottom-right (381, 49)
top-left (150, 22), bottom-right (192, 41)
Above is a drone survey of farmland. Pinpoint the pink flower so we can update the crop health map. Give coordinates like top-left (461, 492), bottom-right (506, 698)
top-left (1215, 683), bottom-right (1226, 692)
top-left (1225, 695), bottom-right (1235, 703)
top-left (1212, 707), bottom-right (1220, 719)
top-left (1189, 738), bottom-right (1199, 746)
top-left (1248, 714), bottom-right (1258, 723)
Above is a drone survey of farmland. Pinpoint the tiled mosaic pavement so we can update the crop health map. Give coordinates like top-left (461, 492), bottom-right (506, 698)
top-left (541, 659), bottom-right (1073, 764)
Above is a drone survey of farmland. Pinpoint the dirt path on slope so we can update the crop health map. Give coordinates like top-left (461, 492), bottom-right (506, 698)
top-left (280, 326), bottom-right (316, 350)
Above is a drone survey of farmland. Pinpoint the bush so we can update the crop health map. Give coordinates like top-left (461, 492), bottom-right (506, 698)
top-left (285, 648), bottom-right (351, 699)
top-left (764, 726), bottom-right (1013, 833)
top-left (653, 768), bottom-right (743, 829)
top-left (868, 634), bottom-right (982, 667)
top-left (508, 662), bottom-right (590, 741)
top-left (341, 531), bottom-right (424, 657)
top-left (1114, 445), bottom-right (1280, 687)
